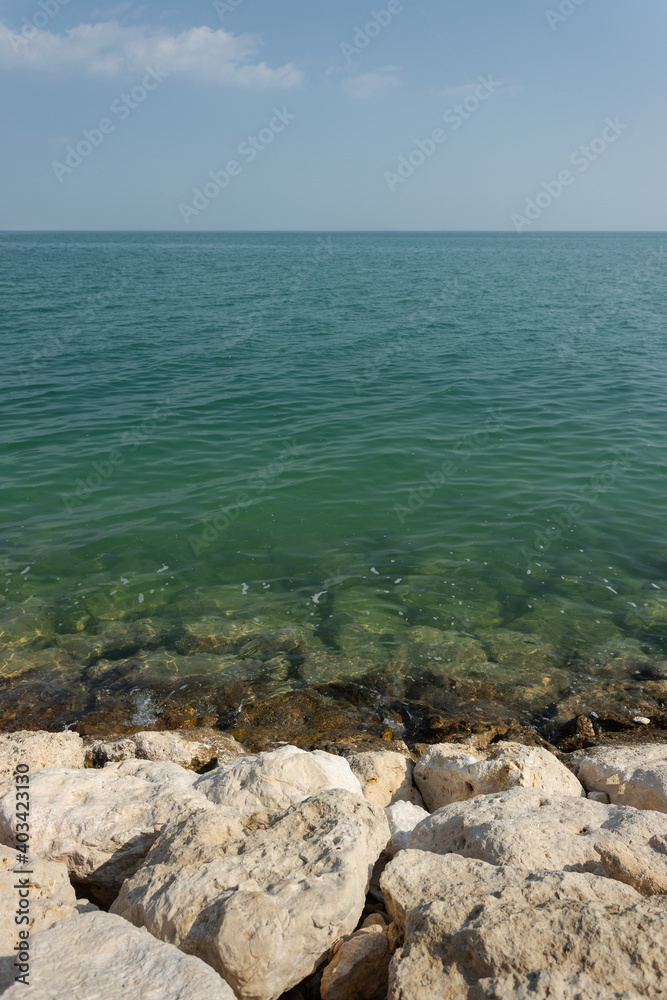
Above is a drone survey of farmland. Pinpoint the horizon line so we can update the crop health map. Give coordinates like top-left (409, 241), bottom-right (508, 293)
top-left (1, 229), bottom-right (666, 235)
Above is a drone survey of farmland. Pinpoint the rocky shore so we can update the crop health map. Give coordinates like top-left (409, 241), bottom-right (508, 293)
top-left (3, 603), bottom-right (667, 752)
top-left (0, 728), bottom-right (666, 998)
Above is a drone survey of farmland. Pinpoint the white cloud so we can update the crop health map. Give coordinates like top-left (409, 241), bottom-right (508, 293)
top-left (342, 66), bottom-right (401, 100)
top-left (0, 20), bottom-right (302, 88)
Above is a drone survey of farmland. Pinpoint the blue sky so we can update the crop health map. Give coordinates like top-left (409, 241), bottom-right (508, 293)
top-left (0, 0), bottom-right (665, 229)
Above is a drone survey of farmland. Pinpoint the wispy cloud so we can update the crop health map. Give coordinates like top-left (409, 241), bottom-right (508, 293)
top-left (342, 65), bottom-right (401, 100)
top-left (0, 20), bottom-right (302, 88)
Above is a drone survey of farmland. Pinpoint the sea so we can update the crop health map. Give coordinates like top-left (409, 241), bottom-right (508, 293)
top-left (1, 231), bottom-right (666, 740)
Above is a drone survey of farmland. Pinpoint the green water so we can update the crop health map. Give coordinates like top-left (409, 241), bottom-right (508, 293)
top-left (1, 231), bottom-right (667, 732)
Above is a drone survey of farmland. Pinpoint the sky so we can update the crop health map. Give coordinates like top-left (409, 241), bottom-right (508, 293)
top-left (0, 0), bottom-right (665, 230)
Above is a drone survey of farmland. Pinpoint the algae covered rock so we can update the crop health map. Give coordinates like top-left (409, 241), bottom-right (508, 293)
top-left (395, 627), bottom-right (488, 669)
top-left (477, 629), bottom-right (560, 671)
top-left (56, 618), bottom-right (175, 664)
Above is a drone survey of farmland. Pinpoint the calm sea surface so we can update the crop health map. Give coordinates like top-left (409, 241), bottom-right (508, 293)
top-left (1, 231), bottom-right (666, 734)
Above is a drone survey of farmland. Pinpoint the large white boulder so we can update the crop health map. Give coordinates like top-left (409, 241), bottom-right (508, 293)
top-left (194, 744), bottom-right (363, 819)
top-left (0, 760), bottom-right (213, 902)
top-left (347, 751), bottom-right (424, 808)
top-left (408, 786), bottom-right (667, 887)
top-left (112, 789), bottom-right (389, 1000)
top-left (0, 911), bottom-right (237, 1000)
top-left (381, 851), bottom-right (667, 1000)
top-left (568, 743), bottom-right (667, 813)
top-left (0, 730), bottom-right (85, 799)
top-left (413, 741), bottom-right (583, 811)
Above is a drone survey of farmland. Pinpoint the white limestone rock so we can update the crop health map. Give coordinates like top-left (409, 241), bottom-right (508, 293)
top-left (413, 741), bottom-right (583, 811)
top-left (87, 728), bottom-right (248, 771)
top-left (568, 743), bottom-right (667, 813)
top-left (381, 851), bottom-right (666, 1000)
top-left (347, 751), bottom-right (424, 808)
top-left (0, 730), bottom-right (85, 799)
top-left (112, 788), bottom-right (389, 1000)
top-left (381, 849), bottom-right (641, 931)
top-left (407, 786), bottom-right (667, 888)
top-left (194, 744), bottom-right (363, 819)
top-left (0, 760), bottom-right (213, 902)
top-left (384, 800), bottom-right (430, 858)
top-left (1, 911), bottom-right (238, 1000)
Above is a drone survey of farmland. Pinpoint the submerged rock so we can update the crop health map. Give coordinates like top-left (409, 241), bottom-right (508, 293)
top-left (0, 677), bottom-right (89, 732)
top-left (408, 786), bottom-right (667, 887)
top-left (336, 624), bottom-right (393, 662)
top-left (395, 627), bottom-right (489, 669)
top-left (1, 911), bottom-right (237, 1000)
top-left (173, 616), bottom-right (236, 655)
top-left (112, 789), bottom-right (389, 1000)
top-left (476, 628), bottom-right (560, 671)
top-left (56, 618), bottom-right (175, 665)
top-left (413, 741), bottom-right (583, 810)
top-left (230, 689), bottom-right (381, 747)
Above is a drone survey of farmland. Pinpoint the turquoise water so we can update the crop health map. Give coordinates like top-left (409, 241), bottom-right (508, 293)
top-left (1, 231), bottom-right (667, 732)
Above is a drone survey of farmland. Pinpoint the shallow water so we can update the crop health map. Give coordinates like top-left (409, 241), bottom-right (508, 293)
top-left (2, 231), bottom-right (667, 736)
